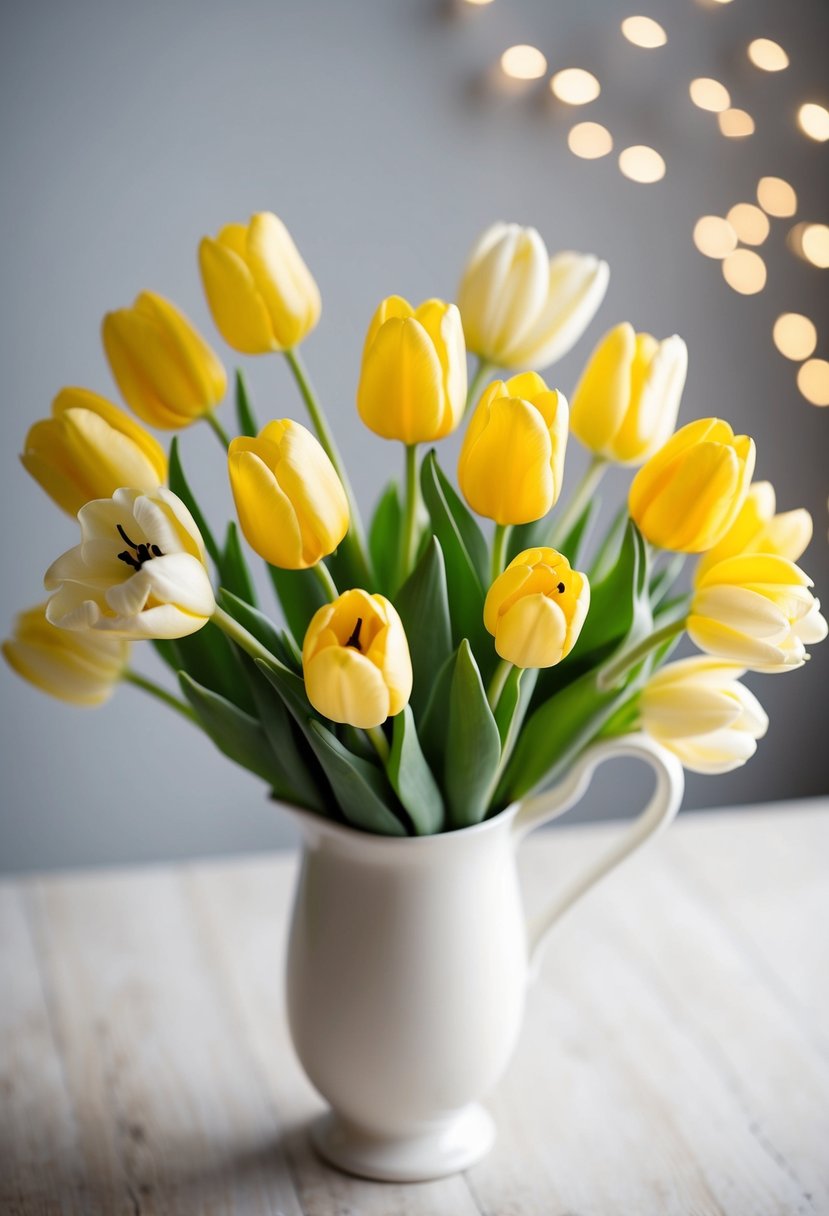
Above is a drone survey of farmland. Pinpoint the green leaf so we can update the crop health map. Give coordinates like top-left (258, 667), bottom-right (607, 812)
top-left (307, 721), bottom-right (408, 836)
top-left (151, 638), bottom-right (179, 672)
top-left (388, 706), bottom-right (444, 835)
top-left (589, 503), bottom-right (628, 583)
top-left (369, 481), bottom-right (403, 596)
top-left (558, 495), bottom-right (600, 569)
top-left (235, 368), bottom-right (258, 437)
top-left (417, 649), bottom-right (457, 778)
top-left (168, 437), bottom-right (221, 568)
top-left (575, 519), bottom-right (650, 659)
top-left (170, 621), bottom-right (255, 714)
top-left (420, 451), bottom-right (491, 672)
top-left (220, 522), bottom-right (257, 605)
top-left (217, 589), bottom-right (300, 672)
top-left (507, 497), bottom-right (599, 569)
top-left (267, 564), bottom-right (328, 647)
top-left (394, 537), bottom-right (453, 720)
top-left (445, 640), bottom-right (501, 829)
top-left (650, 553), bottom-right (686, 609)
top-left (179, 672), bottom-right (285, 788)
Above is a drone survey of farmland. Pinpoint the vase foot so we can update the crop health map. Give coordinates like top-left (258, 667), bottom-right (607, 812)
top-left (310, 1103), bottom-right (496, 1182)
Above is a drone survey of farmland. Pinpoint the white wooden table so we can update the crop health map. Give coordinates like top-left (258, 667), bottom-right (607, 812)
top-left (2, 802), bottom-right (828, 1215)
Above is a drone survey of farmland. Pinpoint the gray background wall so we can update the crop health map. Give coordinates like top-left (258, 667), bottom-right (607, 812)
top-left (1, 0), bottom-right (826, 873)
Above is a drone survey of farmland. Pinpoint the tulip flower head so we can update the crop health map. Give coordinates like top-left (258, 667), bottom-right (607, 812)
top-left (199, 212), bottom-right (321, 354)
top-left (695, 481), bottom-right (813, 583)
top-left (357, 296), bottom-right (467, 444)
top-left (484, 547), bottom-right (590, 668)
top-left (629, 417), bottom-right (756, 552)
top-left (688, 554), bottom-right (827, 673)
top-left (3, 602), bottom-right (130, 706)
top-left (228, 420), bottom-right (349, 570)
top-left (102, 292), bottom-right (227, 430)
top-left (458, 222), bottom-right (609, 371)
top-left (458, 373), bottom-right (568, 525)
top-left (570, 322), bottom-right (688, 466)
top-left (45, 488), bottom-right (215, 639)
top-left (21, 388), bottom-right (167, 517)
top-left (640, 657), bottom-right (768, 774)
top-left (302, 590), bottom-right (413, 729)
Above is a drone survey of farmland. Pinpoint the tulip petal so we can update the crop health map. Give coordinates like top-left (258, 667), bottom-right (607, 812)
top-left (615, 335), bottom-right (687, 465)
top-left (508, 253), bottom-right (610, 370)
top-left (134, 293), bottom-right (227, 412)
top-left (570, 323), bottom-right (637, 458)
top-left (460, 397), bottom-right (554, 524)
top-left (305, 646), bottom-right (391, 729)
top-left (141, 553), bottom-right (216, 617)
top-left (692, 585), bottom-right (790, 639)
top-left (246, 212), bottom-right (321, 350)
top-left (664, 730), bottom-right (759, 774)
top-left (358, 316), bottom-right (445, 444)
top-left (199, 237), bottom-right (277, 354)
top-left (496, 593), bottom-right (567, 668)
top-left (688, 615), bottom-right (804, 670)
top-left (228, 449), bottom-right (304, 568)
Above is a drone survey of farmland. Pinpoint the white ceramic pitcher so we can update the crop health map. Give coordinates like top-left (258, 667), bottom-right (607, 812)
top-left (282, 732), bottom-right (684, 1183)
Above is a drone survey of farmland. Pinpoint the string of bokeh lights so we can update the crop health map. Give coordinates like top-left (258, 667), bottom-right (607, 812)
top-left (464, 0), bottom-right (829, 407)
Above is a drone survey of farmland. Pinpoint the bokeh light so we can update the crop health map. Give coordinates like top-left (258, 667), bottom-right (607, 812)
top-left (621, 16), bottom-right (667, 48)
top-left (689, 78), bottom-right (731, 113)
top-left (747, 39), bottom-right (789, 71)
top-left (550, 69), bottom-right (601, 105)
top-left (718, 109), bottom-right (755, 138)
top-left (798, 103), bottom-right (829, 142)
top-left (568, 122), bottom-right (613, 159)
top-left (802, 224), bottom-right (829, 269)
top-left (773, 314), bottom-right (817, 361)
top-left (797, 360), bottom-right (829, 406)
top-left (757, 176), bottom-right (797, 217)
top-left (722, 249), bottom-right (767, 294)
top-left (693, 216), bottom-right (737, 259)
top-left (727, 203), bottom-right (770, 246)
top-left (619, 145), bottom-right (665, 183)
top-left (501, 45), bottom-right (547, 80)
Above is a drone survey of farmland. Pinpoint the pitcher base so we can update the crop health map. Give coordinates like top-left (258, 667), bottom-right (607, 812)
top-left (310, 1103), bottom-right (496, 1182)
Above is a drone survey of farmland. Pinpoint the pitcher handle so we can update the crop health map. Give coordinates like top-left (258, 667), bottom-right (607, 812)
top-left (513, 732), bottom-right (684, 969)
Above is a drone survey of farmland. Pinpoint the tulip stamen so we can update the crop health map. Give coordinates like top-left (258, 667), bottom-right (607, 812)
top-left (557, 582), bottom-right (565, 594)
top-left (116, 523), bottom-right (163, 572)
top-left (345, 617), bottom-right (364, 651)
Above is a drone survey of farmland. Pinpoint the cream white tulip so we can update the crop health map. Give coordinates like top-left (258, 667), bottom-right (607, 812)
top-left (45, 488), bottom-right (215, 640)
top-left (640, 657), bottom-right (768, 774)
top-left (458, 222), bottom-right (609, 371)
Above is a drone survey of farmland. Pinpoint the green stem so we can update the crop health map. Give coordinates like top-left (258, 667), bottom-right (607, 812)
top-left (204, 410), bottom-right (232, 448)
top-left (487, 658), bottom-right (513, 713)
top-left (367, 725), bottom-right (390, 763)
top-left (399, 443), bottom-right (420, 590)
top-left (491, 523), bottom-right (511, 584)
top-left (312, 561), bottom-right (339, 602)
top-left (465, 357), bottom-right (493, 416)
top-left (550, 456), bottom-right (607, 550)
top-left (124, 670), bottom-right (197, 723)
top-left (284, 347), bottom-right (372, 584)
top-left (598, 619), bottom-right (687, 691)
top-left (211, 604), bottom-right (283, 667)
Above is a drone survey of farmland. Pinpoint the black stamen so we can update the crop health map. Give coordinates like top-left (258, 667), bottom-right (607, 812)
top-left (150, 544), bottom-right (162, 557)
top-left (118, 549), bottom-right (141, 571)
top-left (345, 618), bottom-right (364, 650)
top-left (557, 582), bottom-right (565, 594)
top-left (117, 523), bottom-right (140, 551)
top-left (115, 524), bottom-right (163, 572)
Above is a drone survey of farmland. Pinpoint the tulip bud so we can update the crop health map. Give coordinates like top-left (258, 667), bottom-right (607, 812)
top-left (694, 481), bottom-right (813, 583)
top-left (228, 420), bottom-right (349, 570)
top-left (570, 323), bottom-right (688, 465)
top-left (45, 487), bottom-right (215, 640)
top-left (688, 554), bottom-right (827, 672)
top-left (457, 222), bottom-right (609, 371)
top-left (458, 373), bottom-right (568, 525)
top-left (302, 590), bottom-right (413, 729)
top-left (640, 657), bottom-right (767, 774)
top-left (21, 388), bottom-right (167, 517)
top-left (356, 296), bottom-right (466, 444)
top-left (199, 212), bottom-right (321, 354)
top-left (629, 418), bottom-right (756, 552)
top-left (3, 602), bottom-right (130, 706)
top-left (484, 547), bottom-right (589, 668)
top-left (102, 292), bottom-right (227, 430)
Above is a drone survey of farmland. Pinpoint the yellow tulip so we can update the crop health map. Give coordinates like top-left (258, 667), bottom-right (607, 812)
top-left (458, 222), bottom-right (609, 371)
top-left (695, 481), bottom-right (813, 583)
top-left (228, 420), bottom-right (349, 569)
top-left (484, 547), bottom-right (590, 668)
top-left (21, 388), bottom-right (166, 517)
top-left (199, 212), bottom-right (321, 354)
top-left (457, 373), bottom-right (568, 526)
top-left (570, 322), bottom-right (688, 465)
top-left (45, 487), bottom-right (215, 639)
top-left (356, 296), bottom-right (466, 443)
top-left (102, 291), bottom-right (227, 429)
top-left (302, 590), bottom-right (413, 729)
top-left (688, 554), bottom-right (827, 672)
top-left (640, 657), bottom-right (767, 774)
top-left (3, 602), bottom-right (130, 706)
top-left (629, 417), bottom-right (756, 552)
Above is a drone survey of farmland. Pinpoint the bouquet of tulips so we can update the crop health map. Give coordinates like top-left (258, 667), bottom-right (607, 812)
top-left (5, 214), bottom-right (826, 836)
